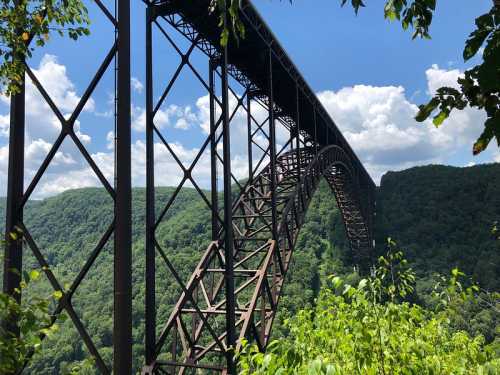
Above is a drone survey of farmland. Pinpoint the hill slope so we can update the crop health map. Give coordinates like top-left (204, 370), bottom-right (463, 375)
top-left (376, 163), bottom-right (500, 291)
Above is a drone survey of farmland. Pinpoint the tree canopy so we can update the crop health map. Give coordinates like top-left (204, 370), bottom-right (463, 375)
top-left (238, 246), bottom-right (500, 374)
top-left (0, 163), bottom-right (498, 373)
top-left (0, 0), bottom-right (89, 95)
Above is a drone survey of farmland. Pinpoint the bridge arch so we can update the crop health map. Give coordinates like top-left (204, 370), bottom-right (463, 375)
top-left (148, 145), bottom-right (373, 374)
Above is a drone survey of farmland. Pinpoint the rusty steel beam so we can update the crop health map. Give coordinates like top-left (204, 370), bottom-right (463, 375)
top-left (146, 145), bottom-right (372, 373)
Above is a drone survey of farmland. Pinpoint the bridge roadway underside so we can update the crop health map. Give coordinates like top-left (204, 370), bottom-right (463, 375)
top-left (147, 146), bottom-right (372, 374)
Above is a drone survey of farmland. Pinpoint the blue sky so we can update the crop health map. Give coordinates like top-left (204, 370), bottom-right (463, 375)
top-left (0, 0), bottom-right (497, 198)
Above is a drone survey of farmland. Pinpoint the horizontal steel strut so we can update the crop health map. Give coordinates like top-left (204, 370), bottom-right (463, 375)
top-left (147, 146), bottom-right (372, 374)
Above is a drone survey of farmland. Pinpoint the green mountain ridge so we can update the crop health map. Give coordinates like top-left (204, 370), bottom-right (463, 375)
top-left (0, 162), bottom-right (498, 373)
top-left (376, 162), bottom-right (500, 290)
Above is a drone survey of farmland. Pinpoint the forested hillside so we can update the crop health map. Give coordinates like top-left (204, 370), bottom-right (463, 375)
top-left (376, 163), bottom-right (500, 291)
top-left (0, 163), bottom-right (498, 373)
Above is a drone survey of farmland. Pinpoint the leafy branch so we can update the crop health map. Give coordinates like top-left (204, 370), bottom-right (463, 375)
top-left (0, 0), bottom-right (90, 95)
top-left (340, 1), bottom-right (500, 155)
top-left (416, 6), bottom-right (500, 155)
top-left (0, 232), bottom-right (64, 373)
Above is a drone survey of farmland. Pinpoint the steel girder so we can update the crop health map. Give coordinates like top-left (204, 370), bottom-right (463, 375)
top-left (144, 4), bottom-right (314, 372)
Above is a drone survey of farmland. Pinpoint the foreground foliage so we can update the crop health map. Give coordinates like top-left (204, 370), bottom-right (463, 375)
top-left (0, 0), bottom-right (89, 94)
top-left (0, 263), bottom-right (61, 373)
top-left (238, 243), bottom-right (500, 374)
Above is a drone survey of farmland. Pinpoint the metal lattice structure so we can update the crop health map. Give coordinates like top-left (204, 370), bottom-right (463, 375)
top-left (2, 0), bottom-right (131, 373)
top-left (142, 0), bottom-right (375, 373)
top-left (144, 146), bottom-right (373, 374)
top-left (2, 0), bottom-right (375, 374)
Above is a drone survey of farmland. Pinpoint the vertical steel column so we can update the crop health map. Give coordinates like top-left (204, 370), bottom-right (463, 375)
top-left (145, 4), bottom-right (156, 367)
top-left (221, 40), bottom-right (237, 375)
top-left (295, 85), bottom-right (301, 181)
top-left (209, 60), bottom-right (219, 240)
top-left (246, 93), bottom-right (253, 183)
top-left (114, 0), bottom-right (132, 372)
top-left (268, 49), bottom-right (278, 239)
top-left (2, 69), bottom-right (25, 341)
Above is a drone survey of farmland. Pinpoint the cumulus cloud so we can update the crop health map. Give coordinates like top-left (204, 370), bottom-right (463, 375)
top-left (0, 54), bottom-right (95, 145)
top-left (0, 54), bottom-right (101, 197)
top-left (131, 104), bottom-right (198, 132)
top-left (318, 64), bottom-right (488, 182)
top-left (131, 77), bottom-right (144, 93)
top-left (425, 64), bottom-right (461, 94)
top-left (0, 114), bottom-right (9, 138)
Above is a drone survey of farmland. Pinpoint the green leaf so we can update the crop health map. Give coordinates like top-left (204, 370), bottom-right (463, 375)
top-left (473, 117), bottom-right (497, 155)
top-left (463, 28), bottom-right (490, 61)
top-left (53, 290), bottom-right (63, 300)
top-left (415, 98), bottom-right (439, 122)
top-left (29, 269), bottom-right (40, 281)
top-left (432, 111), bottom-right (448, 127)
top-left (477, 47), bottom-right (500, 92)
top-left (220, 28), bottom-right (229, 47)
top-left (358, 279), bottom-right (368, 290)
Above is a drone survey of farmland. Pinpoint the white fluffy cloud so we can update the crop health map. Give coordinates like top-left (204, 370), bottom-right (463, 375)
top-left (0, 55), bottom-right (99, 197)
top-left (131, 77), bottom-right (144, 93)
top-left (318, 64), bottom-right (488, 182)
top-left (494, 152), bottom-right (500, 163)
top-left (131, 104), bottom-right (199, 132)
top-left (0, 55), bottom-right (95, 143)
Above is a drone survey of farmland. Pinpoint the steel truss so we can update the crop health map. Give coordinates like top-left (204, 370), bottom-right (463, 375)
top-left (143, 1), bottom-right (375, 374)
top-left (144, 144), bottom-right (372, 375)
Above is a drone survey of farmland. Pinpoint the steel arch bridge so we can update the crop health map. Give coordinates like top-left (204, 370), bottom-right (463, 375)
top-left (2, 0), bottom-right (375, 374)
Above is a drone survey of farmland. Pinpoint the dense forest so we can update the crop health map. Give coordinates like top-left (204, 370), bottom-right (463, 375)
top-left (376, 163), bottom-right (500, 291)
top-left (0, 163), bottom-right (499, 373)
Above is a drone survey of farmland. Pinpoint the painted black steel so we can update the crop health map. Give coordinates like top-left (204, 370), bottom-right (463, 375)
top-left (209, 60), bottom-right (219, 241)
top-left (2, 63), bottom-right (25, 347)
top-left (151, 0), bottom-right (372, 191)
top-left (143, 2), bottom-right (375, 373)
top-left (268, 49), bottom-right (278, 241)
top-left (145, 4), bottom-right (156, 368)
top-left (2, 0), bottom-right (133, 373)
top-left (114, 0), bottom-right (133, 372)
top-left (220, 12), bottom-right (237, 372)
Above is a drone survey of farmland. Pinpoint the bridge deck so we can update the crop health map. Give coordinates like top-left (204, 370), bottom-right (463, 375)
top-left (153, 0), bottom-right (374, 190)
